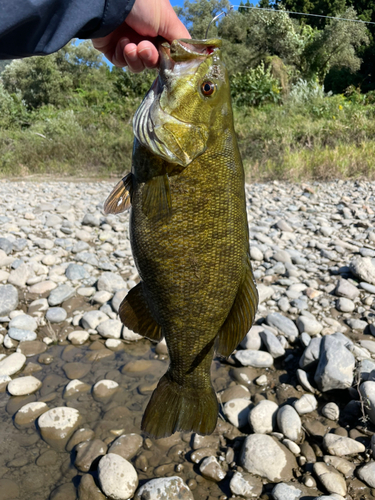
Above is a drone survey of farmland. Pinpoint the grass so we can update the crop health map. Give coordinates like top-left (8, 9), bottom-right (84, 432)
top-left (2, 97), bottom-right (375, 181)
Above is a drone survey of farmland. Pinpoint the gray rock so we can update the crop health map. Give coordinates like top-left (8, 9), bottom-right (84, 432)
top-left (235, 350), bottom-right (273, 368)
top-left (8, 263), bottom-right (33, 288)
top-left (82, 213), bottom-right (100, 227)
top-left (336, 297), bottom-right (355, 312)
top-left (134, 477), bottom-right (193, 500)
top-left (296, 316), bottom-right (323, 336)
top-left (277, 405), bottom-right (302, 442)
top-left (0, 352), bottom-right (26, 376)
top-left (78, 474), bottom-right (106, 500)
top-left (273, 250), bottom-right (292, 263)
top-left (112, 289), bottom-right (127, 313)
top-left (350, 256), bottom-right (375, 285)
top-left (334, 279), bottom-right (359, 300)
top-left (71, 241), bottom-right (90, 254)
top-left (199, 456), bottom-right (226, 481)
top-left (357, 359), bottom-right (375, 381)
top-left (8, 328), bottom-right (37, 342)
top-left (0, 237), bottom-right (13, 254)
top-left (0, 285), bottom-right (18, 316)
top-left (81, 310), bottom-right (109, 330)
top-left (97, 272), bottom-right (127, 294)
top-left (75, 439), bottom-right (107, 472)
top-left (75, 252), bottom-right (98, 267)
top-left (314, 336), bottom-right (355, 392)
top-left (323, 433), bottom-right (365, 456)
top-left (272, 483), bottom-right (301, 500)
top-left (293, 394), bottom-right (318, 415)
top-left (9, 314), bottom-right (37, 331)
top-left (359, 381), bottom-right (375, 424)
top-left (229, 471), bottom-right (262, 498)
top-left (360, 282), bottom-right (375, 294)
top-left (299, 337), bottom-right (322, 370)
top-left (258, 284), bottom-right (274, 304)
top-left (46, 307), bottom-right (67, 323)
top-left (346, 318), bottom-right (367, 330)
top-left (98, 454), bottom-right (138, 500)
top-left (357, 461), bottom-right (375, 488)
top-left (266, 313), bottom-right (298, 341)
top-left (65, 263), bottom-right (90, 280)
top-left (240, 325), bottom-right (262, 350)
top-left (96, 319), bottom-right (123, 339)
top-left (223, 398), bottom-right (253, 428)
top-left (313, 462), bottom-right (346, 496)
top-left (240, 434), bottom-right (297, 482)
top-left (48, 284), bottom-right (75, 306)
top-left (321, 402), bottom-right (339, 421)
top-left (260, 329), bottom-right (285, 358)
top-left (38, 407), bottom-right (81, 451)
top-left (108, 434), bottom-right (143, 461)
top-left (249, 400), bottom-right (278, 434)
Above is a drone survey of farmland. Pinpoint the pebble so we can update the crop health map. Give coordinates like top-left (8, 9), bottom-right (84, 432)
top-left (357, 461), bottom-right (375, 488)
top-left (14, 401), bottom-right (48, 426)
top-left (108, 434), bottom-right (143, 461)
top-left (277, 405), bottom-right (302, 442)
top-left (0, 285), bottom-right (18, 316)
top-left (111, 289), bottom-right (128, 313)
top-left (323, 433), bottom-right (365, 456)
top-left (293, 394), bottom-right (318, 415)
top-left (321, 402), bottom-right (340, 421)
top-left (234, 349), bottom-right (273, 368)
top-left (260, 329), bottom-right (285, 358)
top-left (359, 381), bottom-right (375, 424)
top-left (78, 474), bottom-right (106, 500)
top-left (64, 379), bottom-right (91, 398)
top-left (97, 272), bottom-right (127, 293)
top-left (75, 439), bottom-right (107, 472)
top-left (272, 483), bottom-right (302, 500)
top-left (9, 314), bottom-right (37, 331)
top-left (199, 456), bottom-right (226, 482)
top-left (249, 399), bottom-right (278, 434)
top-left (48, 284), bottom-right (75, 306)
top-left (98, 453), bottom-right (138, 500)
top-left (8, 328), bottom-right (37, 342)
top-left (229, 471), bottom-right (262, 498)
top-left (350, 256), bottom-right (375, 285)
top-left (336, 297), bottom-right (355, 312)
top-left (240, 434), bottom-right (297, 482)
top-left (223, 398), bottom-right (252, 428)
top-left (122, 326), bottom-right (142, 341)
top-left (92, 379), bottom-right (119, 399)
top-left (334, 279), bottom-right (359, 300)
top-left (81, 310), bottom-right (109, 330)
top-left (7, 375), bottom-right (42, 396)
top-left (67, 330), bottom-right (89, 344)
top-left (65, 263), bottom-right (89, 280)
top-left (313, 462), bottom-right (347, 496)
top-left (46, 307), bottom-right (67, 323)
top-left (96, 319), bottom-right (123, 338)
top-left (134, 477), bottom-right (194, 500)
top-left (296, 316), bottom-right (323, 336)
top-left (29, 280), bottom-right (57, 294)
top-left (66, 428), bottom-right (95, 452)
top-left (38, 407), bottom-right (81, 450)
top-left (0, 352), bottom-right (26, 376)
top-left (266, 312), bottom-right (299, 341)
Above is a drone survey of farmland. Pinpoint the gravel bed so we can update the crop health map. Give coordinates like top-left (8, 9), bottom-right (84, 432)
top-left (0, 179), bottom-right (374, 499)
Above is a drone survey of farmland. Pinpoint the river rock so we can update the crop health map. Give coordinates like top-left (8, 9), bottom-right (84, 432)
top-left (108, 434), bottom-right (143, 460)
top-left (92, 379), bottom-right (119, 399)
top-left (0, 285), bottom-right (18, 316)
top-left (81, 310), bottom-right (109, 330)
top-left (66, 428), bottom-right (95, 452)
top-left (7, 375), bottom-right (42, 396)
top-left (223, 398), bottom-right (253, 428)
top-left (272, 483), bottom-right (302, 500)
top-left (9, 314), bottom-right (37, 331)
top-left (234, 350), bottom-right (273, 368)
top-left (14, 401), bottom-right (48, 426)
top-left (0, 352), bottom-right (26, 376)
top-left (260, 329), bottom-right (285, 358)
top-left (48, 284), bottom-right (75, 306)
top-left (97, 272), bottom-right (127, 293)
top-left (314, 335), bottom-right (355, 392)
top-left (75, 439), bottom-right (107, 472)
top-left (65, 263), bottom-right (90, 280)
top-left (38, 407), bottom-right (81, 450)
top-left (134, 477), bottom-right (193, 500)
top-left (249, 400), bottom-right (278, 434)
top-left (8, 328), bottom-right (37, 342)
top-left (277, 405), bottom-right (302, 442)
top-left (240, 325), bottom-right (262, 350)
top-left (350, 256), bottom-right (375, 285)
top-left (98, 453), bottom-right (138, 500)
top-left (229, 471), bottom-right (262, 498)
top-left (46, 307), bottom-right (67, 323)
top-left (266, 313), bottom-right (299, 341)
top-left (359, 381), bottom-right (375, 424)
top-left (96, 319), bottom-right (123, 338)
top-left (199, 456), bottom-right (226, 482)
top-left (78, 474), bottom-right (106, 500)
top-left (323, 433), bottom-right (365, 456)
top-left (357, 461), bottom-right (375, 488)
top-left (313, 462), bottom-right (347, 496)
top-left (334, 279), bottom-right (359, 300)
top-left (293, 394), bottom-right (318, 415)
top-left (296, 316), bottom-right (323, 336)
top-left (240, 434), bottom-right (297, 482)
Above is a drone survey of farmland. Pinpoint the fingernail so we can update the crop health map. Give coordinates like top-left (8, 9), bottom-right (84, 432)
top-left (119, 38), bottom-right (130, 52)
top-left (138, 47), bottom-right (152, 60)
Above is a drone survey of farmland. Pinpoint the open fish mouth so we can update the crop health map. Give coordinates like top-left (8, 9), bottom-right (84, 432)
top-left (159, 38), bottom-right (222, 74)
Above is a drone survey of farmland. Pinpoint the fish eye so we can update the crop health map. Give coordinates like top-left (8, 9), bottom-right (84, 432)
top-left (201, 81), bottom-right (216, 97)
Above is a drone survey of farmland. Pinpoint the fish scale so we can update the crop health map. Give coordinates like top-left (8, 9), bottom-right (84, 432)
top-left (104, 38), bottom-right (258, 438)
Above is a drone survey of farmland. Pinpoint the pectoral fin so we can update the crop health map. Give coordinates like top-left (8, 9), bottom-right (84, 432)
top-left (142, 173), bottom-right (172, 221)
top-left (216, 254), bottom-right (259, 357)
top-left (103, 173), bottom-right (133, 215)
top-left (119, 282), bottom-right (162, 342)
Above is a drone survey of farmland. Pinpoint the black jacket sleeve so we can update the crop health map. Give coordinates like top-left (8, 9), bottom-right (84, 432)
top-left (0, 0), bottom-right (136, 59)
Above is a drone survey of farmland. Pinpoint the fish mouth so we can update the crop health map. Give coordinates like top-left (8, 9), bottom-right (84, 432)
top-left (159, 38), bottom-right (222, 73)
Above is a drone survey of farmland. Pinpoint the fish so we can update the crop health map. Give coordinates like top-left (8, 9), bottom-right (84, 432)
top-left (104, 38), bottom-right (258, 438)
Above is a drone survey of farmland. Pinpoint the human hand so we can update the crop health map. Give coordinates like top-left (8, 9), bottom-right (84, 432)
top-left (92, 0), bottom-right (190, 72)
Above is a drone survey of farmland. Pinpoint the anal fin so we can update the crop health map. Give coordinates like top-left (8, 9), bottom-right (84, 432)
top-left (142, 174), bottom-right (172, 221)
top-left (119, 282), bottom-right (162, 342)
top-left (216, 253), bottom-right (259, 357)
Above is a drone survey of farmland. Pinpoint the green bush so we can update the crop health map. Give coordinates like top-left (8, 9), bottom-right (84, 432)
top-left (230, 62), bottom-right (282, 107)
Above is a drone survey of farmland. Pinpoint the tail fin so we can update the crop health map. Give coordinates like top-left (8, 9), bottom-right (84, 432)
top-left (141, 373), bottom-right (218, 438)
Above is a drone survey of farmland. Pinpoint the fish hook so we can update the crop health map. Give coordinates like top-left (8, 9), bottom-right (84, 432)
top-left (205, 6), bottom-right (233, 39)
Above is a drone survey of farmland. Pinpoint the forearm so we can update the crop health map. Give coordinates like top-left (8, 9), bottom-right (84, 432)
top-left (0, 0), bottom-right (135, 59)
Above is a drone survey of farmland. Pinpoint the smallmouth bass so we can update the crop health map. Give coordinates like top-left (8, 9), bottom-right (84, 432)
top-left (104, 38), bottom-right (258, 438)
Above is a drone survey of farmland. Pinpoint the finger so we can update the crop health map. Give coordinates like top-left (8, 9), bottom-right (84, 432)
top-left (137, 41), bottom-right (159, 69)
top-left (158, 0), bottom-right (191, 42)
top-left (113, 38), bottom-right (129, 67)
top-left (124, 43), bottom-right (146, 73)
